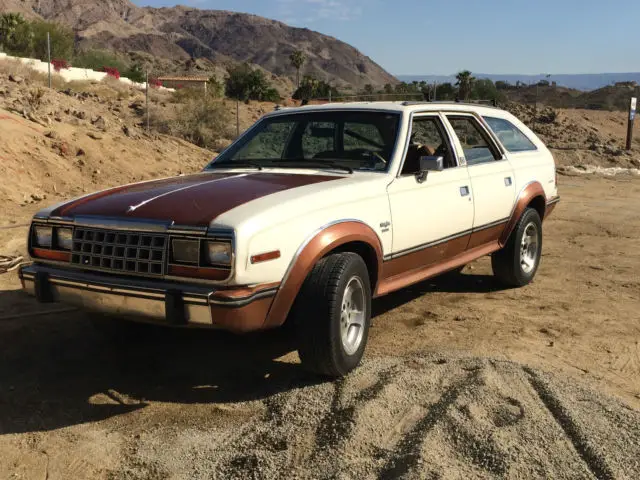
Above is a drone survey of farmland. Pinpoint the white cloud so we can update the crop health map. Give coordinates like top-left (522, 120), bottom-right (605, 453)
top-left (275, 0), bottom-right (369, 24)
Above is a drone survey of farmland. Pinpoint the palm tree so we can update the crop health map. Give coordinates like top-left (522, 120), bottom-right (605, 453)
top-left (0, 13), bottom-right (26, 51)
top-left (455, 70), bottom-right (476, 100)
top-left (289, 50), bottom-right (307, 88)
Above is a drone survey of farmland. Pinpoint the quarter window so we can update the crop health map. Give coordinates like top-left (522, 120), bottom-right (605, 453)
top-left (446, 115), bottom-right (500, 166)
top-left (483, 116), bottom-right (537, 152)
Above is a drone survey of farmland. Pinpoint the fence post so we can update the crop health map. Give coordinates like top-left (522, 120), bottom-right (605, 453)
top-left (627, 97), bottom-right (637, 151)
top-left (46, 32), bottom-right (51, 89)
top-left (145, 71), bottom-right (150, 133)
top-left (236, 100), bottom-right (240, 137)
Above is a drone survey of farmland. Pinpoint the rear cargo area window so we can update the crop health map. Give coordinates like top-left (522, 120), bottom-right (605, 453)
top-left (483, 117), bottom-right (537, 153)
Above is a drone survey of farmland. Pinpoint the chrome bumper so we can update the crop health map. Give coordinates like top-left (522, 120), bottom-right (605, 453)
top-left (19, 264), bottom-right (277, 331)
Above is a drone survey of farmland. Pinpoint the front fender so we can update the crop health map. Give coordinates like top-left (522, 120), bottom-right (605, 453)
top-left (263, 220), bottom-right (383, 328)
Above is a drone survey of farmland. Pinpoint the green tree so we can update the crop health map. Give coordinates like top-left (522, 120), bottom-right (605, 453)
top-left (0, 13), bottom-right (26, 51)
top-left (292, 75), bottom-right (339, 101)
top-left (471, 78), bottom-right (498, 100)
top-left (363, 84), bottom-right (374, 96)
top-left (455, 70), bottom-right (476, 100)
top-left (226, 63), bottom-right (280, 102)
top-left (436, 82), bottom-right (455, 100)
top-left (289, 50), bottom-right (306, 88)
top-left (123, 63), bottom-right (145, 83)
top-left (383, 83), bottom-right (393, 94)
top-left (73, 49), bottom-right (129, 72)
top-left (30, 20), bottom-right (74, 61)
top-left (495, 80), bottom-right (511, 90)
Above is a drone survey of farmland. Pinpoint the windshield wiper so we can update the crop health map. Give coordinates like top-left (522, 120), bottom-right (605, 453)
top-left (207, 161), bottom-right (263, 171)
top-left (269, 159), bottom-right (353, 174)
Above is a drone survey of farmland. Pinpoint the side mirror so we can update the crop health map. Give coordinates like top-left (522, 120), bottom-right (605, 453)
top-left (416, 156), bottom-right (444, 183)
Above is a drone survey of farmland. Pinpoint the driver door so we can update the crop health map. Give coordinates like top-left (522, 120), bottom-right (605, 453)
top-left (385, 114), bottom-right (474, 277)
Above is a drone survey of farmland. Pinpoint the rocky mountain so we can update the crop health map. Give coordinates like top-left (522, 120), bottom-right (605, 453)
top-left (0, 0), bottom-right (396, 88)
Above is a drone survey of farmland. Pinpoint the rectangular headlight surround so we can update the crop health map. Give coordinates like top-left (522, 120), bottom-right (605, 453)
top-left (171, 238), bottom-right (200, 264)
top-left (204, 241), bottom-right (232, 267)
top-left (33, 225), bottom-right (53, 248)
top-left (55, 227), bottom-right (73, 251)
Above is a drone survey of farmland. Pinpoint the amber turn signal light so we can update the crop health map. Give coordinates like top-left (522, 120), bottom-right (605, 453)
top-left (250, 250), bottom-right (281, 264)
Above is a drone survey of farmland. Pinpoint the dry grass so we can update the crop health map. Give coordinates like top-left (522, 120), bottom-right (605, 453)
top-left (151, 97), bottom-right (233, 150)
top-left (0, 59), bottom-right (67, 89)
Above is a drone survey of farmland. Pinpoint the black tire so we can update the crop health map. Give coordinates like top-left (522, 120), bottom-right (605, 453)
top-left (492, 208), bottom-right (543, 287)
top-left (292, 252), bottom-right (372, 377)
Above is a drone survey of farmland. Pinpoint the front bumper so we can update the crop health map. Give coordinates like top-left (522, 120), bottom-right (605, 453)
top-left (19, 264), bottom-right (278, 333)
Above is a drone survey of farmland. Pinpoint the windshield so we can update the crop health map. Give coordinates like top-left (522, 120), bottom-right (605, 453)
top-left (206, 110), bottom-right (401, 173)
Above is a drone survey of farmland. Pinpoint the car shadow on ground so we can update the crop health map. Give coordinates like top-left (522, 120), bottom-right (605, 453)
top-left (373, 271), bottom-right (509, 317)
top-left (0, 271), bottom-right (507, 435)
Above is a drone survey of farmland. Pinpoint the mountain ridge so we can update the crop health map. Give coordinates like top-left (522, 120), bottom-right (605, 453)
top-left (0, 0), bottom-right (397, 88)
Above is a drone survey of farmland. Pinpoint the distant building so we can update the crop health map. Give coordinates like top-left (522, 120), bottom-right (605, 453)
top-left (157, 76), bottom-right (209, 91)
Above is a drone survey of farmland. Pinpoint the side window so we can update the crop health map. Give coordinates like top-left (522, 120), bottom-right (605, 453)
top-left (446, 115), bottom-right (500, 166)
top-left (483, 116), bottom-right (537, 153)
top-left (301, 121), bottom-right (336, 159)
top-left (234, 121), bottom-right (294, 159)
top-left (401, 117), bottom-right (455, 175)
top-left (343, 122), bottom-right (385, 152)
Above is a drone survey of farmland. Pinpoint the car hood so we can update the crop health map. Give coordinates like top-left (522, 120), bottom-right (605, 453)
top-left (48, 171), bottom-right (342, 226)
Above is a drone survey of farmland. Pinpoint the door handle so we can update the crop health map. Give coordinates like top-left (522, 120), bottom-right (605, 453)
top-left (460, 186), bottom-right (470, 197)
top-left (504, 177), bottom-right (512, 186)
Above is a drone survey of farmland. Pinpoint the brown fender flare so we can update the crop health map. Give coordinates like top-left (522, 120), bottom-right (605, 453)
top-left (500, 181), bottom-right (547, 247)
top-left (263, 221), bottom-right (383, 328)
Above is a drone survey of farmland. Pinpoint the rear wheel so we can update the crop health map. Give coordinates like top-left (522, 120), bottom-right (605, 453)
top-left (292, 252), bottom-right (371, 377)
top-left (492, 208), bottom-right (542, 287)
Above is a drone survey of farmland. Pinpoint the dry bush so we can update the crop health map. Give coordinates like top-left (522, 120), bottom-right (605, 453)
top-left (152, 97), bottom-right (232, 150)
top-left (25, 87), bottom-right (45, 112)
top-left (0, 59), bottom-right (66, 89)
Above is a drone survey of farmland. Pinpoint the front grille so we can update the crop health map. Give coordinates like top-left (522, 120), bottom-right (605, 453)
top-left (71, 227), bottom-right (167, 276)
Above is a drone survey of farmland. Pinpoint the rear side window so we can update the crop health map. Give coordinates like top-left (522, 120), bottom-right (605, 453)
top-left (446, 115), bottom-right (500, 165)
top-left (483, 117), bottom-right (537, 153)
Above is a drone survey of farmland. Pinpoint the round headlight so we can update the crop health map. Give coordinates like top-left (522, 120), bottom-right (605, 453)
top-left (206, 242), bottom-right (232, 266)
top-left (55, 228), bottom-right (73, 251)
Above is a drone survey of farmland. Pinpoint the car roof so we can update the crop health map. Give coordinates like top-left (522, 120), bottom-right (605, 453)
top-left (266, 101), bottom-right (507, 118)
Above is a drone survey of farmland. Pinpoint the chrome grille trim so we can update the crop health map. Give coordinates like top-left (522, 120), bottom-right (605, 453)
top-left (71, 227), bottom-right (167, 276)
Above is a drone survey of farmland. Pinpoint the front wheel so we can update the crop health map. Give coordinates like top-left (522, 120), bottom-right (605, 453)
top-left (492, 208), bottom-right (543, 287)
top-left (292, 252), bottom-right (371, 377)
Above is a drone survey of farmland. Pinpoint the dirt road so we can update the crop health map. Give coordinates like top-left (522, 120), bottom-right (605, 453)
top-left (1, 174), bottom-right (639, 479)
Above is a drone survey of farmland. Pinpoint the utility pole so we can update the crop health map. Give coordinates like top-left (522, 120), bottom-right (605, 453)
top-left (626, 97), bottom-right (637, 151)
top-left (433, 81), bottom-right (437, 101)
top-left (46, 32), bottom-right (51, 89)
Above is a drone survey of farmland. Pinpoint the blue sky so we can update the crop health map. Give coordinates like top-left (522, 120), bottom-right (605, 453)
top-left (133, 0), bottom-right (640, 75)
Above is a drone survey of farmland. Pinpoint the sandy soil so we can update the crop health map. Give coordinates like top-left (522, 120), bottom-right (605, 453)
top-left (1, 175), bottom-right (639, 479)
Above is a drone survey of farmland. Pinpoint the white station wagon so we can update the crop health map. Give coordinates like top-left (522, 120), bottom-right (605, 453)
top-left (21, 102), bottom-right (559, 376)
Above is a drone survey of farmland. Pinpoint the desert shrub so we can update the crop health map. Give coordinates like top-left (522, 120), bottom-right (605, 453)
top-left (226, 63), bottom-right (280, 102)
top-left (0, 13), bottom-right (27, 51)
top-left (73, 49), bottom-right (128, 73)
top-left (123, 63), bottom-right (145, 83)
top-left (25, 87), bottom-right (45, 112)
top-left (153, 98), bottom-right (232, 149)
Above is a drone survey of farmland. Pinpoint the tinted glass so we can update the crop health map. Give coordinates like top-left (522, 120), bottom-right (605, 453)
top-left (208, 111), bottom-right (401, 172)
top-left (483, 116), bottom-right (537, 152)
top-left (447, 116), bottom-right (499, 165)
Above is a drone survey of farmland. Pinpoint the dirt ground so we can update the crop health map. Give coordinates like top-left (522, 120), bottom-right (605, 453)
top-left (1, 174), bottom-right (639, 479)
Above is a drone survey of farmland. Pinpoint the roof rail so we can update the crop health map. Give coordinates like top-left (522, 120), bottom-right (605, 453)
top-left (401, 100), bottom-right (500, 108)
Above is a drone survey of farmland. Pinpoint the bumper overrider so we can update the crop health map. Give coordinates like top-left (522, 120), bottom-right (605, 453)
top-left (19, 264), bottom-right (279, 333)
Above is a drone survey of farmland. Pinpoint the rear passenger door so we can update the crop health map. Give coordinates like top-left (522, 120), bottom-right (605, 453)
top-left (444, 114), bottom-right (515, 248)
